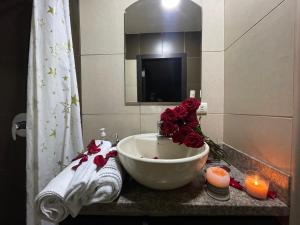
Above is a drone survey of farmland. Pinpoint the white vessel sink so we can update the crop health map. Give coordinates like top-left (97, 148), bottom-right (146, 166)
top-left (117, 133), bottom-right (209, 190)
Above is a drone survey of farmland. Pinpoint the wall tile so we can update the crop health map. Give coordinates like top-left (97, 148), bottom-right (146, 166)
top-left (125, 60), bottom-right (137, 86)
top-left (162, 32), bottom-right (184, 55)
top-left (224, 0), bottom-right (284, 48)
top-left (201, 52), bottom-right (224, 114)
top-left (196, 0), bottom-right (224, 51)
top-left (80, 0), bottom-right (136, 54)
top-left (125, 86), bottom-right (138, 102)
top-left (224, 114), bottom-right (292, 173)
top-left (140, 105), bottom-right (177, 114)
top-left (126, 34), bottom-right (140, 59)
top-left (200, 114), bottom-right (224, 143)
top-left (82, 114), bottom-right (140, 146)
top-left (185, 32), bottom-right (202, 57)
top-left (81, 54), bottom-right (139, 114)
top-left (140, 114), bottom-right (161, 133)
top-left (224, 0), bottom-right (293, 117)
top-left (140, 33), bottom-right (163, 55)
top-left (187, 58), bottom-right (201, 85)
top-left (125, 60), bottom-right (138, 102)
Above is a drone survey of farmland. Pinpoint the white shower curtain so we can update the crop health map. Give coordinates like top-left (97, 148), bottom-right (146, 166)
top-left (27, 0), bottom-right (83, 224)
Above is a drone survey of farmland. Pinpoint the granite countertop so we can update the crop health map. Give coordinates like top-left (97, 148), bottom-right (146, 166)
top-left (80, 165), bottom-right (289, 216)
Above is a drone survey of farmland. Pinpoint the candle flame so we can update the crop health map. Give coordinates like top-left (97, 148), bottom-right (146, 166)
top-left (254, 180), bottom-right (259, 186)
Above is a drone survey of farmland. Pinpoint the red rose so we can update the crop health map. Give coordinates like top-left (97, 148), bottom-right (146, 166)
top-left (174, 105), bottom-right (188, 119)
top-left (181, 98), bottom-right (200, 112)
top-left (87, 140), bottom-right (101, 155)
top-left (172, 126), bottom-right (194, 144)
top-left (160, 121), bottom-right (178, 136)
top-left (160, 108), bottom-right (177, 122)
top-left (185, 112), bottom-right (199, 128)
top-left (183, 132), bottom-right (204, 148)
top-left (94, 155), bottom-right (108, 169)
top-left (186, 120), bottom-right (199, 129)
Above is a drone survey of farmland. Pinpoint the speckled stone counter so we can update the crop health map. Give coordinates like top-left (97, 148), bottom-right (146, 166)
top-left (80, 165), bottom-right (289, 216)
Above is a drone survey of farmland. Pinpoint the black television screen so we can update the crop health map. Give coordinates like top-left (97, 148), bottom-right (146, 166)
top-left (137, 54), bottom-right (187, 102)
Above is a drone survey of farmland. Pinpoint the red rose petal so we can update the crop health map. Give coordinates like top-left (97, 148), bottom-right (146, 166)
top-left (229, 177), bottom-right (244, 191)
top-left (105, 150), bottom-right (118, 159)
top-left (181, 98), bottom-right (201, 112)
top-left (160, 108), bottom-right (177, 122)
top-left (267, 191), bottom-right (277, 199)
top-left (87, 139), bottom-right (101, 155)
top-left (160, 121), bottom-right (178, 136)
top-left (93, 155), bottom-right (108, 169)
top-left (183, 132), bottom-right (204, 148)
top-left (174, 105), bottom-right (188, 119)
top-left (72, 153), bottom-right (86, 162)
top-left (72, 155), bottom-right (88, 171)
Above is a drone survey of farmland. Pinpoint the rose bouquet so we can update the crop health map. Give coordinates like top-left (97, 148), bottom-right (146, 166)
top-left (160, 98), bottom-right (229, 164)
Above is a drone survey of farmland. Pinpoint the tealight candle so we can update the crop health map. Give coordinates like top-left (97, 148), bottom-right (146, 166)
top-left (205, 166), bottom-right (230, 201)
top-left (206, 167), bottom-right (230, 188)
top-left (244, 171), bottom-right (269, 200)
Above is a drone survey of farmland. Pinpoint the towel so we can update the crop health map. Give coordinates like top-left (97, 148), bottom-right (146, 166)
top-left (36, 140), bottom-right (123, 222)
top-left (65, 141), bottom-right (123, 217)
top-left (81, 149), bottom-right (123, 205)
top-left (35, 158), bottom-right (79, 223)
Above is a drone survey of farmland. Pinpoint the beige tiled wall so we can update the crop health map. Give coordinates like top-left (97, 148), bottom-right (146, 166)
top-left (224, 0), bottom-right (294, 173)
top-left (79, 0), bottom-right (225, 145)
top-left (224, 0), bottom-right (284, 49)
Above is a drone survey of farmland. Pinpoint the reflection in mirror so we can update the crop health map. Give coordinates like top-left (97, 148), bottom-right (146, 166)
top-left (124, 0), bottom-right (202, 104)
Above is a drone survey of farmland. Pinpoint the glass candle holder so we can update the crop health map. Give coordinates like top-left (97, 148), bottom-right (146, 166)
top-left (244, 171), bottom-right (269, 200)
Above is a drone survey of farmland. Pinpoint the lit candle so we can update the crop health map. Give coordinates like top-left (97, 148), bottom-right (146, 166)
top-left (206, 167), bottom-right (230, 188)
top-left (244, 171), bottom-right (269, 200)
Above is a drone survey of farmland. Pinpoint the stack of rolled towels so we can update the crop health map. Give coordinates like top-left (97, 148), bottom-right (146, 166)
top-left (35, 141), bottom-right (123, 223)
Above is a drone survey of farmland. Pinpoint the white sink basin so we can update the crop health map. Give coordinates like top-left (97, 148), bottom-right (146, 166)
top-left (117, 133), bottom-right (209, 190)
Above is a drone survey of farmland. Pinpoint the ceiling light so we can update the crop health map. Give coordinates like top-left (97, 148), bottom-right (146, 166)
top-left (161, 0), bottom-right (180, 10)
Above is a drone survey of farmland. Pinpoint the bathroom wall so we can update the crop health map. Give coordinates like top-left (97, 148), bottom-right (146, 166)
top-left (224, 0), bottom-right (295, 174)
top-left (290, 1), bottom-right (300, 223)
top-left (79, 0), bottom-right (225, 145)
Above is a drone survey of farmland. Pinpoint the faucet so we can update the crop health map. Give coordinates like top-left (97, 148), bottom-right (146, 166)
top-left (157, 121), bottom-right (168, 140)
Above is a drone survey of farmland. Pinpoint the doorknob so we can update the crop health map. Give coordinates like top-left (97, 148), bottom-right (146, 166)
top-left (12, 113), bottom-right (26, 141)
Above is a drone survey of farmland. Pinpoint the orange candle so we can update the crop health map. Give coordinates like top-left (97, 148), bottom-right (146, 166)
top-left (244, 171), bottom-right (269, 200)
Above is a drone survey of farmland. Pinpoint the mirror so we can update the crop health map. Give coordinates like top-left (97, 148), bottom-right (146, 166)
top-left (124, 0), bottom-right (202, 104)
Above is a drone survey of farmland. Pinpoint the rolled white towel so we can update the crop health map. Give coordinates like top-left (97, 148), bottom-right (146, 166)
top-left (64, 141), bottom-right (112, 217)
top-left (81, 150), bottom-right (123, 205)
top-left (35, 159), bottom-right (79, 223)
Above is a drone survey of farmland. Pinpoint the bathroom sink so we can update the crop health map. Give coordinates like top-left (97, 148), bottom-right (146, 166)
top-left (117, 133), bottom-right (209, 190)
